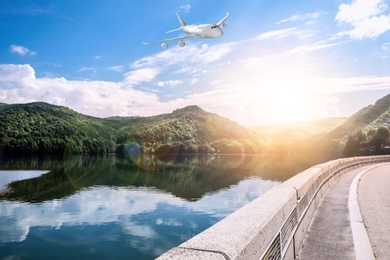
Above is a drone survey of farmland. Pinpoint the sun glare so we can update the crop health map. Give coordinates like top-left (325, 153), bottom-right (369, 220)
top-left (255, 82), bottom-right (319, 124)
top-left (267, 88), bottom-right (309, 122)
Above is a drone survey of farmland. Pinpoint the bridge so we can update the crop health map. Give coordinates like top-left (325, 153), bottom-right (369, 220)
top-left (157, 156), bottom-right (390, 260)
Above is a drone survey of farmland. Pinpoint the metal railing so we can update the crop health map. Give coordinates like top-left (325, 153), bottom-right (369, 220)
top-left (260, 155), bottom-right (390, 260)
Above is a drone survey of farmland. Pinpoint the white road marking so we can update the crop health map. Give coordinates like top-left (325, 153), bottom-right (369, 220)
top-left (348, 163), bottom-right (389, 260)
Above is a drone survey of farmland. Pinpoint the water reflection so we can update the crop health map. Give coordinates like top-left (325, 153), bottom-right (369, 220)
top-left (0, 154), bottom-right (311, 202)
top-left (0, 170), bottom-right (48, 190)
top-left (0, 178), bottom-right (276, 256)
top-left (0, 154), bottom-right (313, 259)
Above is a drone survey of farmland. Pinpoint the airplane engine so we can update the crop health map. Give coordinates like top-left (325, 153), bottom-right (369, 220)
top-left (221, 22), bottom-right (228, 28)
top-left (178, 40), bottom-right (185, 47)
top-left (161, 42), bottom-right (168, 49)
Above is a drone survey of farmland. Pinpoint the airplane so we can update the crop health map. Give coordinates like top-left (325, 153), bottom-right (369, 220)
top-left (143, 12), bottom-right (229, 49)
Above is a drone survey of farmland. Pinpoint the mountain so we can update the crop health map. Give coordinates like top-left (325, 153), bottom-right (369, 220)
top-left (328, 93), bottom-right (390, 140)
top-left (251, 117), bottom-right (346, 142)
top-left (249, 93), bottom-right (390, 160)
top-left (320, 93), bottom-right (390, 157)
top-left (114, 105), bottom-right (268, 155)
top-left (0, 103), bottom-right (268, 155)
top-left (0, 102), bottom-right (118, 154)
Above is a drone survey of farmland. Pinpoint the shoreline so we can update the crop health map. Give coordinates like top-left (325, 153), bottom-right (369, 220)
top-left (0, 170), bottom-right (49, 194)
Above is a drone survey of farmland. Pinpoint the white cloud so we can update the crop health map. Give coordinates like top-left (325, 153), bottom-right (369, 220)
top-left (276, 12), bottom-right (321, 24)
top-left (77, 67), bottom-right (97, 73)
top-left (288, 40), bottom-right (344, 55)
top-left (189, 78), bottom-right (198, 85)
top-left (131, 43), bottom-right (236, 70)
top-left (255, 28), bottom-right (315, 41)
top-left (196, 43), bottom-right (237, 64)
top-left (174, 67), bottom-right (202, 75)
top-left (123, 68), bottom-right (160, 86)
top-left (305, 75), bottom-right (390, 94)
top-left (382, 42), bottom-right (390, 51)
top-left (336, 0), bottom-right (390, 39)
top-left (106, 66), bottom-right (124, 72)
top-left (346, 15), bottom-right (390, 39)
top-left (157, 80), bottom-right (183, 87)
top-left (336, 0), bottom-right (387, 24)
top-left (9, 45), bottom-right (37, 56)
top-left (179, 4), bottom-right (191, 13)
top-left (0, 64), bottom-right (165, 118)
top-left (127, 42), bottom-right (236, 95)
top-left (0, 64), bottom-right (35, 81)
top-left (255, 28), bottom-right (296, 40)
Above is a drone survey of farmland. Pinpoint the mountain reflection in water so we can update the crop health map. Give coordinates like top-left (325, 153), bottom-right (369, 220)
top-left (0, 154), bottom-right (313, 259)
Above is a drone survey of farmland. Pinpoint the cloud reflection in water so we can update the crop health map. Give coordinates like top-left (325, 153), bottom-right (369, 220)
top-left (0, 177), bottom-right (278, 258)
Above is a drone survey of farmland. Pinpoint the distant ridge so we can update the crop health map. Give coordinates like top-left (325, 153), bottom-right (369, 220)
top-left (328, 93), bottom-right (390, 140)
top-left (252, 117), bottom-right (346, 142)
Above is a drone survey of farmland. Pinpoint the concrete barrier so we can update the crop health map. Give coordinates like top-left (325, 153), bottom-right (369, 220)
top-left (157, 155), bottom-right (390, 260)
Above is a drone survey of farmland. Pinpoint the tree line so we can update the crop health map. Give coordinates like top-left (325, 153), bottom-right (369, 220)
top-left (344, 126), bottom-right (390, 157)
top-left (0, 103), bottom-right (118, 154)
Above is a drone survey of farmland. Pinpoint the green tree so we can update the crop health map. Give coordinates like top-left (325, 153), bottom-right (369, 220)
top-left (370, 126), bottom-right (390, 153)
top-left (344, 130), bottom-right (365, 157)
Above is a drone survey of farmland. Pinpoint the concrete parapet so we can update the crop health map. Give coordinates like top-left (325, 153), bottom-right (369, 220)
top-left (281, 166), bottom-right (323, 200)
top-left (158, 155), bottom-right (390, 260)
top-left (159, 185), bottom-right (296, 260)
top-left (159, 248), bottom-right (227, 260)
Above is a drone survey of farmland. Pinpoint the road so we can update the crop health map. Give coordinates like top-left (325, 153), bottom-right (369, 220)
top-left (358, 164), bottom-right (390, 260)
top-left (298, 164), bottom-right (390, 260)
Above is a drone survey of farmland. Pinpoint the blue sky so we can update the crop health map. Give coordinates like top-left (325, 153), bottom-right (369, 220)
top-left (1, 0), bottom-right (390, 125)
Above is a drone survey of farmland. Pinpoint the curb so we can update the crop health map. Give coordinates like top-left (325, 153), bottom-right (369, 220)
top-left (348, 164), bottom-right (388, 260)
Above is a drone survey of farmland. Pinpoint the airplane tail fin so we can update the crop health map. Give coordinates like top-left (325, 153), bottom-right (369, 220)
top-left (217, 12), bottom-right (230, 28)
top-left (176, 13), bottom-right (186, 27)
top-left (166, 14), bottom-right (186, 33)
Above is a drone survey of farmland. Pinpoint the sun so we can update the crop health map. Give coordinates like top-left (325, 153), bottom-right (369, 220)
top-left (261, 86), bottom-right (315, 124)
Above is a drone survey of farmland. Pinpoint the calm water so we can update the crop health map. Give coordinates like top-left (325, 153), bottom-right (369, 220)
top-left (0, 154), bottom-right (313, 259)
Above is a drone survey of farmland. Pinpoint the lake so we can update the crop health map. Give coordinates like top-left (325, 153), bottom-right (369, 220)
top-left (0, 153), bottom-right (314, 259)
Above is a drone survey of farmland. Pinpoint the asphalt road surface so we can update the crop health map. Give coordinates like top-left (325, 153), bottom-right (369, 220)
top-left (298, 164), bottom-right (390, 260)
top-left (358, 164), bottom-right (390, 260)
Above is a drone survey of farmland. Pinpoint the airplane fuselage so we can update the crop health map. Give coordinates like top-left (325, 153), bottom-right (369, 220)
top-left (182, 24), bottom-right (223, 39)
top-left (144, 12), bottom-right (229, 49)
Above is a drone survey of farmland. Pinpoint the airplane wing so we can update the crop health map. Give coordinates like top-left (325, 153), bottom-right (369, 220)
top-left (217, 12), bottom-right (230, 27)
top-left (143, 35), bottom-right (199, 44)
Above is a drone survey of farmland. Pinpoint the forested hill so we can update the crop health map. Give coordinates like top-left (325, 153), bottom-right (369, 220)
top-left (325, 93), bottom-right (390, 157)
top-left (0, 102), bottom-right (118, 154)
top-left (114, 105), bottom-right (268, 154)
top-left (328, 93), bottom-right (390, 140)
top-left (0, 103), bottom-right (268, 155)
